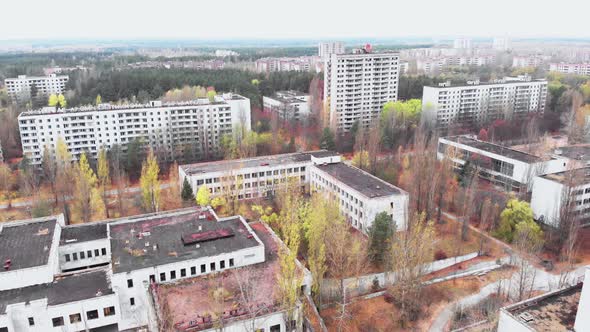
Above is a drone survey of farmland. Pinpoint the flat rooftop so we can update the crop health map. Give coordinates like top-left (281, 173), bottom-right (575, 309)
top-left (109, 208), bottom-right (261, 274)
top-left (19, 93), bottom-right (246, 117)
top-left (555, 145), bottom-right (590, 161)
top-left (153, 223), bottom-right (285, 331)
top-left (426, 78), bottom-right (547, 88)
top-left (265, 90), bottom-right (309, 104)
top-left (442, 136), bottom-right (542, 163)
top-left (314, 162), bottom-right (403, 198)
top-left (540, 166), bottom-right (590, 185)
top-left (0, 269), bottom-right (113, 313)
top-left (503, 283), bottom-right (582, 332)
top-left (60, 222), bottom-right (108, 245)
top-left (0, 217), bottom-right (57, 271)
top-left (180, 150), bottom-right (338, 176)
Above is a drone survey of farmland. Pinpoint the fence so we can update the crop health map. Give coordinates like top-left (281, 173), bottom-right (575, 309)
top-left (320, 252), bottom-right (478, 304)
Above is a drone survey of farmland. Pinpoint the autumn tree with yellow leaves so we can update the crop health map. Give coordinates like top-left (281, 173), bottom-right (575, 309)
top-left (72, 153), bottom-right (104, 223)
top-left (140, 149), bottom-right (161, 213)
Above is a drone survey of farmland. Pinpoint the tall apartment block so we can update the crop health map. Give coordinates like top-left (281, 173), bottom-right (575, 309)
top-left (18, 93), bottom-right (251, 164)
top-left (453, 37), bottom-right (472, 49)
top-left (323, 49), bottom-right (400, 133)
top-left (318, 42), bottom-right (345, 58)
top-left (549, 62), bottom-right (590, 76)
top-left (422, 75), bottom-right (547, 129)
top-left (4, 74), bottom-right (69, 103)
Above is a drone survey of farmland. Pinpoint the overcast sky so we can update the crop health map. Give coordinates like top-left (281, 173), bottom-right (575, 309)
top-left (2, 0), bottom-right (589, 41)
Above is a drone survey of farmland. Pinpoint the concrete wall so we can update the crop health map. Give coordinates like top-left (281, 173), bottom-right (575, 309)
top-left (575, 267), bottom-right (590, 332)
top-left (58, 238), bottom-right (111, 271)
top-left (320, 252), bottom-right (478, 303)
top-left (3, 294), bottom-right (118, 332)
top-left (530, 176), bottom-right (564, 227)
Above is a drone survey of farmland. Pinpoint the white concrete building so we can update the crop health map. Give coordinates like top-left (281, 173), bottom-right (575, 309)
top-left (310, 162), bottom-right (408, 232)
top-left (493, 37), bottom-right (511, 51)
top-left (498, 266), bottom-right (589, 332)
top-left (422, 76), bottom-right (548, 129)
top-left (262, 90), bottom-right (310, 122)
top-left (318, 42), bottom-right (345, 58)
top-left (179, 151), bottom-right (408, 233)
top-left (4, 74), bottom-right (69, 103)
top-left (437, 135), bottom-right (569, 192)
top-left (530, 166), bottom-right (590, 227)
top-left (324, 51), bottom-right (400, 133)
top-left (549, 62), bottom-right (590, 76)
top-left (512, 56), bottom-right (546, 68)
top-left (0, 207), bottom-right (310, 332)
top-left (453, 38), bottom-right (472, 49)
top-left (18, 93), bottom-right (251, 165)
top-left (255, 56), bottom-right (322, 73)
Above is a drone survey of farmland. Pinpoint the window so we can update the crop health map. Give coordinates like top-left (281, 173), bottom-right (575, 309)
top-left (69, 313), bottom-right (81, 323)
top-left (95, 249), bottom-right (100, 256)
top-left (80, 251), bottom-right (85, 259)
top-left (101, 248), bottom-right (107, 255)
top-left (149, 274), bottom-right (155, 283)
top-left (130, 298), bottom-right (135, 306)
top-left (191, 266), bottom-right (196, 275)
top-left (86, 310), bottom-right (99, 320)
top-left (160, 272), bottom-right (166, 281)
top-left (52, 317), bottom-right (64, 327)
top-left (127, 279), bottom-right (133, 288)
top-left (65, 254), bottom-right (71, 262)
top-left (170, 270), bottom-right (176, 279)
top-left (229, 258), bottom-right (234, 267)
top-left (87, 250), bottom-right (92, 258)
top-left (220, 260), bottom-right (226, 269)
top-left (210, 262), bottom-right (216, 271)
top-left (104, 306), bottom-right (115, 316)
top-left (201, 264), bottom-right (206, 273)
top-left (180, 268), bottom-right (186, 277)
top-left (73, 252), bottom-right (78, 260)
top-left (28, 317), bottom-right (35, 326)
top-left (270, 324), bottom-right (281, 332)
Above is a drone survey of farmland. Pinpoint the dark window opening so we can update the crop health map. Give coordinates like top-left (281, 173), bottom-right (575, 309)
top-left (86, 310), bottom-right (99, 320)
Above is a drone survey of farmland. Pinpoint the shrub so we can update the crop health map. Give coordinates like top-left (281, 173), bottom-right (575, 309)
top-left (434, 249), bottom-right (448, 261)
top-left (384, 292), bottom-right (395, 303)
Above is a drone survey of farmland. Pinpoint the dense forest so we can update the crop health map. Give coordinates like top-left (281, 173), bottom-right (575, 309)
top-left (66, 69), bottom-right (316, 108)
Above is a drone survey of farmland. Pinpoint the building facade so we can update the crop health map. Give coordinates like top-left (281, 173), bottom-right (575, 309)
top-left (0, 207), bottom-right (310, 332)
top-left (549, 62), bottom-right (590, 76)
top-left (324, 51), bottom-right (400, 133)
top-left (4, 74), bottom-right (69, 103)
top-left (453, 38), bottom-right (472, 49)
top-left (422, 76), bottom-right (548, 129)
top-left (530, 167), bottom-right (590, 227)
top-left (179, 151), bottom-right (408, 232)
top-left (437, 135), bottom-right (568, 192)
top-left (18, 93), bottom-right (251, 164)
top-left (318, 42), bottom-right (345, 58)
top-left (262, 90), bottom-right (310, 122)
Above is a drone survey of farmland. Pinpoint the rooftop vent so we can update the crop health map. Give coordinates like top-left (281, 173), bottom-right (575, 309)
top-left (519, 312), bottom-right (534, 323)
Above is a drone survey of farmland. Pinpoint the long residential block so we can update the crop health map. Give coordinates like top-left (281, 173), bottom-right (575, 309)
top-left (179, 151), bottom-right (408, 232)
top-left (4, 74), bottom-right (69, 103)
top-left (422, 75), bottom-right (547, 129)
top-left (18, 93), bottom-right (251, 164)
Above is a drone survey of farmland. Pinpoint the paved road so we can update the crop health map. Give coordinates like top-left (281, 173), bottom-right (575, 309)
top-left (0, 183), bottom-right (171, 209)
top-left (428, 211), bottom-right (587, 332)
